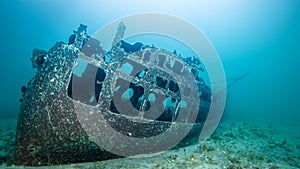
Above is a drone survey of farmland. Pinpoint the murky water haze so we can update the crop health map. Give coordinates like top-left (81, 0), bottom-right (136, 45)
top-left (0, 0), bottom-right (299, 135)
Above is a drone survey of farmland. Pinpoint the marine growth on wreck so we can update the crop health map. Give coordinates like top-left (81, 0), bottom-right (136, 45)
top-left (15, 23), bottom-right (212, 166)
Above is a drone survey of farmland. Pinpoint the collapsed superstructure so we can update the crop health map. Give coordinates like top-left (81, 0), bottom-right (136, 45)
top-left (15, 24), bottom-right (212, 166)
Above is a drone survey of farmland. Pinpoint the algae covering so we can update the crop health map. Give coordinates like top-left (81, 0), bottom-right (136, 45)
top-left (15, 23), bottom-right (212, 166)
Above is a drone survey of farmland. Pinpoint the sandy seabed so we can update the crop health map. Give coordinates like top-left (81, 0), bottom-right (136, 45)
top-left (1, 119), bottom-right (299, 169)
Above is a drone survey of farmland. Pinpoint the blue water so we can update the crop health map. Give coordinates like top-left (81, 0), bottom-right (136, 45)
top-left (0, 0), bottom-right (299, 135)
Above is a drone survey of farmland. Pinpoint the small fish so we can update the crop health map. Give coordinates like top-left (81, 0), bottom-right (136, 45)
top-left (120, 40), bottom-right (143, 53)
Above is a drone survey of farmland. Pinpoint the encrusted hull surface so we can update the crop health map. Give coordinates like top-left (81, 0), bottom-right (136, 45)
top-left (15, 24), bottom-right (211, 166)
